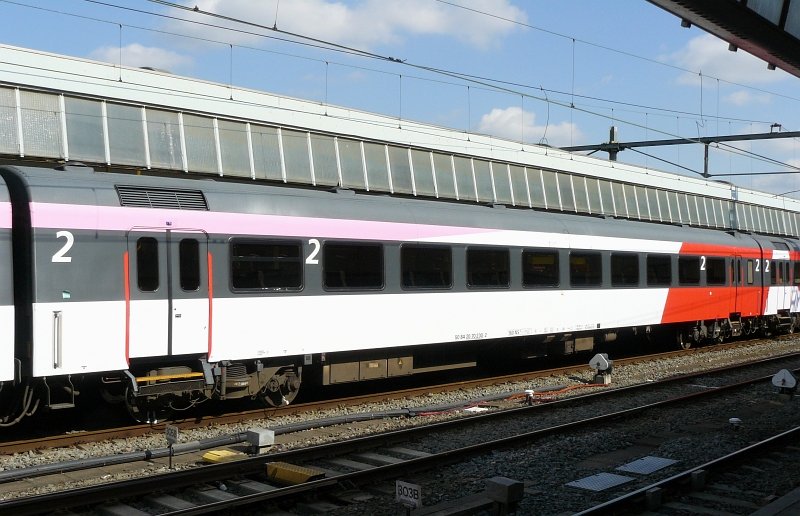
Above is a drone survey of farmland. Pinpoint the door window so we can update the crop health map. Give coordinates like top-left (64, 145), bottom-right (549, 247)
top-left (179, 239), bottom-right (200, 291)
top-left (136, 237), bottom-right (159, 291)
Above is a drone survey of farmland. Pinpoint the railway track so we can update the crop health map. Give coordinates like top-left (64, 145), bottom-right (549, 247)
top-left (577, 426), bottom-right (800, 515)
top-left (0, 347), bottom-right (798, 514)
top-left (0, 337), bottom-right (786, 455)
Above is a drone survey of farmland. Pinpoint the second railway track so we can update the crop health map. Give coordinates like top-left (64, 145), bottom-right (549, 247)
top-left (0, 337), bottom-right (791, 455)
top-left (0, 340), bottom-right (799, 514)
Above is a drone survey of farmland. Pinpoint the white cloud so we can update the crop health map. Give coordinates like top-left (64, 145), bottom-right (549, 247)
top-left (89, 43), bottom-right (192, 72)
top-left (477, 106), bottom-right (583, 147)
top-left (747, 173), bottom-right (800, 196)
top-left (165, 0), bottom-right (527, 50)
top-left (724, 90), bottom-right (771, 107)
top-left (763, 136), bottom-right (800, 154)
top-left (664, 34), bottom-right (792, 86)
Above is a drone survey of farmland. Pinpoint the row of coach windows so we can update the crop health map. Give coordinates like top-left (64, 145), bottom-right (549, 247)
top-left (134, 236), bottom-right (800, 293)
top-left (222, 239), bottom-right (800, 293)
top-left (3, 86), bottom-right (800, 237)
top-left (770, 261), bottom-right (798, 286)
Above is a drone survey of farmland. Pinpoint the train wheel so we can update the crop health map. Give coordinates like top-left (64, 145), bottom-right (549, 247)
top-left (124, 387), bottom-right (173, 424)
top-left (259, 368), bottom-right (301, 407)
top-left (676, 332), bottom-right (691, 350)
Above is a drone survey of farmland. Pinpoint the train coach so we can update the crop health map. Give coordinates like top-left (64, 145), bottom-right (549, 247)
top-left (0, 163), bottom-right (799, 424)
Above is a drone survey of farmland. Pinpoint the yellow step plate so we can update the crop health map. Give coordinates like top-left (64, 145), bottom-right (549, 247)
top-left (202, 449), bottom-right (246, 463)
top-left (266, 461), bottom-right (326, 485)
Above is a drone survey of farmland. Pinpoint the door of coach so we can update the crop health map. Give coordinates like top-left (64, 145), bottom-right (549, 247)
top-left (126, 229), bottom-right (210, 359)
top-left (733, 255), bottom-right (742, 315)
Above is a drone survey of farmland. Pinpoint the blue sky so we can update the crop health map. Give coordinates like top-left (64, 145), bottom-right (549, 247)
top-left (2, 0), bottom-right (800, 196)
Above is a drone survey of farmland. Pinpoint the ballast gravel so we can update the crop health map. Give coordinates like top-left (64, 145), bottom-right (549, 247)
top-left (1, 338), bottom-right (799, 513)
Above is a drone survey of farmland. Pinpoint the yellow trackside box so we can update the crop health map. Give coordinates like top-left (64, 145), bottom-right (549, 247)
top-left (266, 461), bottom-right (326, 485)
top-left (202, 449), bottom-right (245, 463)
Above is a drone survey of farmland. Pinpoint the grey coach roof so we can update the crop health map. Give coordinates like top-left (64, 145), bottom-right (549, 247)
top-left (0, 44), bottom-right (798, 238)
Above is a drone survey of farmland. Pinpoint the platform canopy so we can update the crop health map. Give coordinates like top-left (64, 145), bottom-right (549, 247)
top-left (649, 0), bottom-right (800, 78)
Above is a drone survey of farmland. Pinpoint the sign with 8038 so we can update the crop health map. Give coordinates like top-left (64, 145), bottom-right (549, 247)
top-left (396, 480), bottom-right (421, 509)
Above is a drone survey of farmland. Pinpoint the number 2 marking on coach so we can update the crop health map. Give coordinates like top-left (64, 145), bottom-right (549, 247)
top-left (306, 238), bottom-right (321, 264)
top-left (52, 231), bottom-right (74, 263)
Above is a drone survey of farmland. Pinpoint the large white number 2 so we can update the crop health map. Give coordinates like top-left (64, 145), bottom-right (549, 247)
top-left (305, 238), bottom-right (321, 264)
top-left (52, 231), bottom-right (74, 263)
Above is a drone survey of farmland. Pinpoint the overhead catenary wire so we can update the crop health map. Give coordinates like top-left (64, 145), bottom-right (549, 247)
top-left (433, 0), bottom-right (800, 105)
top-left (139, 0), bottom-right (800, 174)
top-left (1, 0), bottom-right (783, 127)
top-left (105, 0), bottom-right (797, 130)
top-left (1, 0), bottom-right (797, 176)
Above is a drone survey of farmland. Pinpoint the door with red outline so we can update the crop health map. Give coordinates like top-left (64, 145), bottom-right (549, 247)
top-left (733, 255), bottom-right (742, 315)
top-left (126, 229), bottom-right (210, 359)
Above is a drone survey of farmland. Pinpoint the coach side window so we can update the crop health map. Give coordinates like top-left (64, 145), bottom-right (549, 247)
top-left (794, 262), bottom-right (800, 285)
top-left (678, 256), bottom-right (700, 285)
top-left (772, 261), bottom-right (788, 285)
top-left (522, 249), bottom-right (559, 287)
top-left (706, 257), bottom-right (726, 286)
top-left (401, 245), bottom-right (452, 289)
top-left (230, 240), bottom-right (302, 291)
top-left (747, 260), bottom-right (755, 285)
top-left (136, 237), bottom-right (159, 292)
top-left (611, 252), bottom-right (639, 287)
top-left (467, 248), bottom-right (510, 288)
top-left (646, 254), bottom-right (671, 286)
top-left (570, 251), bottom-right (602, 287)
top-left (324, 243), bottom-right (383, 289)
top-left (179, 239), bottom-right (200, 291)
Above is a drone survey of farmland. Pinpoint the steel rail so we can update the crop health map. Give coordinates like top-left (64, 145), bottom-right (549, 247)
top-left (575, 426), bottom-right (800, 515)
top-left (2, 349), bottom-right (797, 487)
top-left (0, 338), bottom-right (779, 455)
top-left (1, 356), bottom-right (797, 515)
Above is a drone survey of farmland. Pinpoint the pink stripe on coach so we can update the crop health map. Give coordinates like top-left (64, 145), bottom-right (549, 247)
top-left (0, 202), bottom-right (10, 229)
top-left (29, 202), bottom-right (493, 241)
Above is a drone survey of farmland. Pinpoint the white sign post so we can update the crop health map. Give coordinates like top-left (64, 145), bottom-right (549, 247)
top-left (396, 480), bottom-right (421, 513)
top-left (165, 425), bottom-right (179, 469)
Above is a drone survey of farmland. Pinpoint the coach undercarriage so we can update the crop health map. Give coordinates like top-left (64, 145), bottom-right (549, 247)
top-left (107, 360), bottom-right (303, 423)
top-left (672, 311), bottom-right (799, 350)
top-left (0, 379), bottom-right (39, 427)
top-left (1, 312), bottom-right (798, 426)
